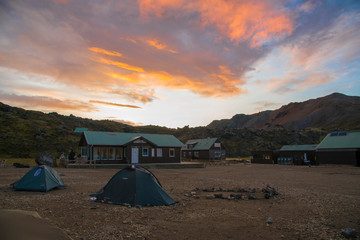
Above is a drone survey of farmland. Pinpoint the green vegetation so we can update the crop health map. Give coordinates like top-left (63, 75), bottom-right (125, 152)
top-left (0, 102), bottom-right (342, 159)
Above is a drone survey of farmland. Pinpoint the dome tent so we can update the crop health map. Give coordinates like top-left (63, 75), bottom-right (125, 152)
top-left (12, 165), bottom-right (66, 192)
top-left (92, 166), bottom-right (176, 207)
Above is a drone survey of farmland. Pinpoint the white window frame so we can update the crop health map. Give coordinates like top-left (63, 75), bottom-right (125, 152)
top-left (81, 147), bottom-right (87, 157)
top-left (109, 147), bottom-right (116, 160)
top-left (101, 147), bottom-right (108, 160)
top-left (93, 147), bottom-right (100, 160)
top-left (115, 147), bottom-right (123, 160)
top-left (157, 148), bottom-right (163, 157)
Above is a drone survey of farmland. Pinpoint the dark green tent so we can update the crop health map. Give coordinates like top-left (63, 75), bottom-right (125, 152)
top-left (12, 165), bottom-right (65, 192)
top-left (92, 166), bottom-right (176, 207)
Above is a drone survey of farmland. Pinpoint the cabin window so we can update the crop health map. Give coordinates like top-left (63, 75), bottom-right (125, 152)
top-left (93, 147), bottom-right (100, 160)
top-left (214, 151), bottom-right (221, 158)
top-left (194, 152), bottom-right (199, 158)
top-left (101, 147), bottom-right (108, 160)
top-left (115, 147), bottom-right (123, 160)
top-left (109, 147), bottom-right (116, 160)
top-left (169, 148), bottom-right (175, 157)
top-left (142, 147), bottom-right (149, 157)
top-left (157, 148), bottom-right (163, 157)
top-left (151, 148), bottom-right (155, 157)
top-left (81, 147), bottom-right (87, 157)
top-left (183, 152), bottom-right (186, 157)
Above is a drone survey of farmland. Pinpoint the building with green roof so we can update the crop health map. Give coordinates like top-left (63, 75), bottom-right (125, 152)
top-left (277, 144), bottom-right (318, 165)
top-left (181, 138), bottom-right (226, 160)
top-left (316, 131), bottom-right (360, 165)
top-left (79, 131), bottom-right (184, 164)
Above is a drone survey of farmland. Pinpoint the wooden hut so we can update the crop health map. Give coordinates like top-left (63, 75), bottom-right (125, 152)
top-left (79, 131), bottom-right (184, 164)
top-left (316, 131), bottom-right (360, 166)
top-left (182, 138), bottom-right (226, 161)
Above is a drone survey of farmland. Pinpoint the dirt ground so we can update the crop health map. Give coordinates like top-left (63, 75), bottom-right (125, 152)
top-left (0, 163), bottom-right (359, 240)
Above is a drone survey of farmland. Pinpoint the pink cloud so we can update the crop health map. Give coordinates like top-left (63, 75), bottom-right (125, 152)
top-left (138, 0), bottom-right (294, 47)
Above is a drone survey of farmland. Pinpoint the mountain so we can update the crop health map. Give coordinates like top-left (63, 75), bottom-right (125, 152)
top-left (0, 92), bottom-right (359, 158)
top-left (208, 93), bottom-right (360, 130)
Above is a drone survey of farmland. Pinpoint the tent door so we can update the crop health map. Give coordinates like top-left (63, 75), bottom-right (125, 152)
top-left (131, 147), bottom-right (139, 163)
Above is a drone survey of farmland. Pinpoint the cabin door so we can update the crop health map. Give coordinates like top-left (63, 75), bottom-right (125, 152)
top-left (131, 147), bottom-right (139, 163)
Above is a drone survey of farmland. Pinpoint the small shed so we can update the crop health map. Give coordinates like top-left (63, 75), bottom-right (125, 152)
top-left (79, 131), bottom-right (184, 164)
top-left (182, 138), bottom-right (226, 161)
top-left (316, 131), bottom-right (360, 166)
top-left (278, 145), bottom-right (317, 165)
top-left (251, 150), bottom-right (276, 164)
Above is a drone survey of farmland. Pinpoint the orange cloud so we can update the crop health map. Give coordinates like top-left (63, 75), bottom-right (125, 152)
top-left (138, 0), bottom-right (294, 47)
top-left (113, 70), bottom-right (244, 97)
top-left (0, 93), bottom-right (95, 112)
top-left (146, 39), bottom-right (177, 53)
top-left (90, 100), bottom-right (142, 109)
top-left (98, 58), bottom-right (145, 72)
top-left (88, 47), bottom-right (123, 57)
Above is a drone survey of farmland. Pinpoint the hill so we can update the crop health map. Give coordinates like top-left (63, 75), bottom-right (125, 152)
top-left (0, 92), bottom-right (359, 158)
top-left (208, 93), bottom-right (360, 130)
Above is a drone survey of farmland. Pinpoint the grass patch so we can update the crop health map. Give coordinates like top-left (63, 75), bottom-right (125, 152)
top-left (1, 158), bottom-right (36, 167)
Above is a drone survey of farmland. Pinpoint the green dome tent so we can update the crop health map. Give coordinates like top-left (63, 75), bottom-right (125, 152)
top-left (12, 165), bottom-right (66, 192)
top-left (92, 166), bottom-right (176, 207)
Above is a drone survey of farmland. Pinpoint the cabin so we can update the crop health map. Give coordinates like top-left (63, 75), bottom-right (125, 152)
top-left (182, 138), bottom-right (226, 161)
top-left (277, 145), bottom-right (317, 165)
top-left (316, 131), bottom-right (360, 166)
top-left (251, 150), bottom-right (276, 164)
top-left (79, 131), bottom-right (184, 164)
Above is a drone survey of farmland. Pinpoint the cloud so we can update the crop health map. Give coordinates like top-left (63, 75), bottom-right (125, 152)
top-left (0, 93), bottom-right (95, 112)
top-left (138, 0), bottom-right (294, 47)
top-left (88, 47), bottom-right (123, 57)
top-left (90, 100), bottom-right (142, 109)
top-left (146, 39), bottom-right (177, 53)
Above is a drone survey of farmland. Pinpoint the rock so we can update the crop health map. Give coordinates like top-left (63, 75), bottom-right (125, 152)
top-left (341, 228), bottom-right (357, 239)
top-left (203, 188), bottom-right (215, 192)
top-left (214, 193), bottom-right (223, 198)
top-left (267, 217), bottom-right (273, 224)
top-left (206, 195), bottom-right (215, 199)
top-left (35, 151), bottom-right (57, 167)
top-left (248, 194), bottom-right (257, 200)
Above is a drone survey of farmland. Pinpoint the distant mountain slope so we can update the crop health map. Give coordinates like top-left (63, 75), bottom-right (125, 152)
top-left (208, 93), bottom-right (360, 130)
top-left (1, 92), bottom-right (359, 158)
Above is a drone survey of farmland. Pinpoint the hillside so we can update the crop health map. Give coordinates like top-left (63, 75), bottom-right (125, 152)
top-left (0, 92), bottom-right (359, 158)
top-left (208, 93), bottom-right (360, 130)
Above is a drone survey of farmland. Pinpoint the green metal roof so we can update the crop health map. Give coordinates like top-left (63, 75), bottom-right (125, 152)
top-left (82, 131), bottom-right (184, 147)
top-left (279, 145), bottom-right (317, 151)
top-left (74, 127), bottom-right (88, 133)
top-left (316, 131), bottom-right (360, 149)
top-left (183, 138), bottom-right (218, 150)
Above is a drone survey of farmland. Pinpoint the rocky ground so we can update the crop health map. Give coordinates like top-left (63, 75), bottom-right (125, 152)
top-left (0, 163), bottom-right (359, 240)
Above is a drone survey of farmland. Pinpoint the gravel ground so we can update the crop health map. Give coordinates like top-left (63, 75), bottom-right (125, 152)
top-left (0, 164), bottom-right (359, 240)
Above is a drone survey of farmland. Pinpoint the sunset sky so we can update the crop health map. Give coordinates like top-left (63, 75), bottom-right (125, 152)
top-left (0, 0), bottom-right (359, 128)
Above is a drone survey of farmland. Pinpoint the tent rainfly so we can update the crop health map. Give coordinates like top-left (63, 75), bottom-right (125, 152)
top-left (12, 165), bottom-right (66, 192)
top-left (92, 166), bottom-right (176, 207)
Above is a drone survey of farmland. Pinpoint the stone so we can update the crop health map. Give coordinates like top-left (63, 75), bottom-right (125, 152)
top-left (267, 217), bottom-right (273, 224)
top-left (341, 228), bottom-right (357, 239)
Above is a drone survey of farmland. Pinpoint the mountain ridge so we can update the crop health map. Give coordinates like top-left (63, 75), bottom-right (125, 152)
top-left (1, 92), bottom-right (359, 158)
top-left (207, 92), bottom-right (360, 130)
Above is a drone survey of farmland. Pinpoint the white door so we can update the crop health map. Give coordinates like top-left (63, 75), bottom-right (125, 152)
top-left (131, 147), bottom-right (139, 163)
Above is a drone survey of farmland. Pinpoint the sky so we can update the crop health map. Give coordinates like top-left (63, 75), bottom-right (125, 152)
top-left (0, 0), bottom-right (359, 128)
